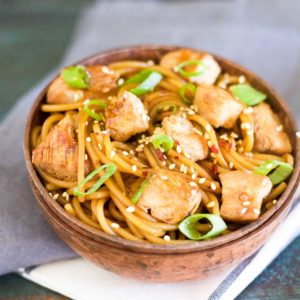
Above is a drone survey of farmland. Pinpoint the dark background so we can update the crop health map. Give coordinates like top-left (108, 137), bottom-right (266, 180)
top-left (0, 0), bottom-right (299, 299)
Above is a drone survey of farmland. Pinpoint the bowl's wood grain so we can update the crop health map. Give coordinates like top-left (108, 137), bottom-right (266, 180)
top-left (24, 45), bottom-right (300, 281)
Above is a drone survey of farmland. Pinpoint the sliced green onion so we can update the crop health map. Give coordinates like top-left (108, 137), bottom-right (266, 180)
top-left (74, 163), bottom-right (117, 197)
top-left (175, 60), bottom-right (207, 77)
top-left (132, 176), bottom-right (152, 204)
top-left (83, 99), bottom-right (107, 121)
top-left (179, 214), bottom-right (227, 240)
top-left (179, 83), bottom-right (196, 104)
top-left (151, 134), bottom-right (174, 152)
top-left (254, 160), bottom-right (293, 185)
top-left (130, 71), bottom-right (163, 96)
top-left (125, 69), bottom-right (153, 84)
top-left (231, 84), bottom-right (266, 106)
top-left (61, 65), bottom-right (90, 89)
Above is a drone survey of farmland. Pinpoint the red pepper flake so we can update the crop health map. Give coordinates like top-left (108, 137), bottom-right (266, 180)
top-left (210, 145), bottom-right (219, 154)
top-left (211, 164), bottom-right (218, 176)
top-left (174, 139), bottom-right (180, 145)
top-left (142, 171), bottom-right (148, 177)
top-left (155, 149), bottom-right (165, 161)
top-left (174, 156), bottom-right (179, 159)
top-left (218, 140), bottom-right (227, 147)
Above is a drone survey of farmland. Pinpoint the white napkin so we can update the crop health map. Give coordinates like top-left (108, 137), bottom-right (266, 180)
top-left (19, 194), bottom-right (300, 300)
top-left (13, 0), bottom-right (300, 298)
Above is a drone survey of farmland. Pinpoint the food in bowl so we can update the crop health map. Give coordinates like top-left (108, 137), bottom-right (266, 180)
top-left (30, 48), bottom-right (294, 244)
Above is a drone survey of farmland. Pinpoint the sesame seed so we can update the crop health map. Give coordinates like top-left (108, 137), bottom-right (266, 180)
top-left (189, 181), bottom-right (197, 187)
top-left (192, 173), bottom-right (197, 180)
top-left (210, 153), bottom-right (216, 158)
top-left (253, 208), bottom-right (260, 215)
top-left (188, 110), bottom-right (195, 115)
top-left (176, 145), bottom-right (182, 154)
top-left (205, 124), bottom-right (211, 132)
top-left (191, 189), bottom-right (197, 196)
top-left (84, 154), bottom-right (88, 161)
top-left (241, 123), bottom-right (251, 130)
top-left (199, 178), bottom-right (206, 184)
top-left (147, 60), bottom-right (154, 66)
top-left (131, 165), bottom-right (137, 172)
top-left (183, 165), bottom-right (188, 174)
top-left (296, 131), bottom-right (300, 138)
top-left (102, 87), bottom-right (110, 93)
top-left (111, 223), bottom-right (120, 229)
top-left (230, 132), bottom-right (239, 139)
top-left (242, 201), bottom-right (251, 206)
top-left (207, 140), bottom-right (212, 147)
top-left (210, 182), bottom-right (217, 190)
top-left (204, 133), bottom-right (210, 140)
top-left (220, 133), bottom-right (228, 140)
top-left (169, 164), bottom-right (176, 170)
top-left (117, 78), bottom-right (125, 86)
top-left (192, 127), bottom-right (203, 135)
top-left (85, 121), bottom-right (89, 126)
top-left (129, 150), bottom-right (135, 155)
top-left (238, 147), bottom-right (244, 153)
top-left (48, 192), bottom-right (53, 197)
top-left (161, 161), bottom-right (167, 166)
top-left (164, 235), bottom-right (171, 241)
top-left (190, 166), bottom-right (195, 173)
top-left (247, 130), bottom-right (254, 136)
top-left (101, 66), bottom-right (110, 74)
top-left (94, 120), bottom-right (99, 124)
top-left (240, 207), bottom-right (248, 215)
top-left (182, 113), bottom-right (187, 119)
top-left (161, 175), bottom-right (168, 180)
top-left (98, 143), bottom-right (102, 150)
top-left (101, 130), bottom-right (110, 135)
top-left (229, 161), bottom-right (234, 169)
top-left (122, 151), bottom-right (129, 156)
top-left (272, 200), bottom-right (277, 205)
top-left (125, 206), bottom-right (136, 213)
top-left (239, 75), bottom-right (246, 83)
top-left (183, 152), bottom-right (192, 159)
top-left (207, 201), bottom-right (215, 208)
top-left (266, 163), bottom-right (273, 169)
top-left (53, 194), bottom-right (59, 200)
top-left (243, 107), bottom-right (254, 115)
top-left (276, 125), bottom-right (283, 132)
top-left (110, 150), bottom-right (116, 158)
top-left (86, 137), bottom-right (92, 142)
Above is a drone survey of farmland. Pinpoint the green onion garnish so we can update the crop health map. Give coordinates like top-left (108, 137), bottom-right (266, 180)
top-left (179, 83), bottom-right (196, 104)
top-left (61, 65), bottom-right (90, 89)
top-left (125, 69), bottom-right (153, 84)
top-left (179, 214), bottom-right (227, 240)
top-left (254, 160), bottom-right (293, 185)
top-left (74, 163), bottom-right (117, 197)
top-left (175, 60), bottom-right (207, 77)
top-left (151, 134), bottom-right (174, 152)
top-left (231, 84), bottom-right (266, 106)
top-left (83, 99), bottom-right (107, 121)
top-left (130, 71), bottom-right (163, 96)
top-left (132, 176), bottom-right (152, 204)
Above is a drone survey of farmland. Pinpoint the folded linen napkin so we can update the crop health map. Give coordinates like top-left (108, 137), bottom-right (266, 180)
top-left (1, 0), bottom-right (300, 298)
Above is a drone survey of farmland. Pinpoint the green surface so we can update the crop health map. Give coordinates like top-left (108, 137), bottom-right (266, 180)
top-left (0, 0), bottom-right (299, 299)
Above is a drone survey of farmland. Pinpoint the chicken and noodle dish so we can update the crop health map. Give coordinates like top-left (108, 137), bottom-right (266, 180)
top-left (31, 49), bottom-right (294, 244)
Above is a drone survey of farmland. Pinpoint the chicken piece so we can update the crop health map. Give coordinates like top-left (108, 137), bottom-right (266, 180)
top-left (160, 49), bottom-right (221, 85)
top-left (194, 84), bottom-right (244, 128)
top-left (105, 91), bottom-right (150, 142)
top-left (47, 65), bottom-right (118, 104)
top-left (138, 169), bottom-right (202, 224)
top-left (253, 103), bottom-right (292, 155)
top-left (220, 170), bottom-right (272, 222)
top-left (162, 114), bottom-right (208, 161)
top-left (32, 114), bottom-right (92, 181)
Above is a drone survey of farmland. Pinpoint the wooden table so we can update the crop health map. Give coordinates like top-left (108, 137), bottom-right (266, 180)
top-left (0, 0), bottom-right (299, 299)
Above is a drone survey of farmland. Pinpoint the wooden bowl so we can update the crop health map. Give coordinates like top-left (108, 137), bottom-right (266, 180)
top-left (24, 45), bottom-right (300, 282)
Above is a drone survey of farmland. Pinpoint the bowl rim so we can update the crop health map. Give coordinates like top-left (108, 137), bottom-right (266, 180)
top-left (24, 44), bottom-right (300, 253)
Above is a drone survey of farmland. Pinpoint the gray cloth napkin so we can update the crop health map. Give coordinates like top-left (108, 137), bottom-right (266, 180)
top-left (1, 0), bottom-right (300, 276)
